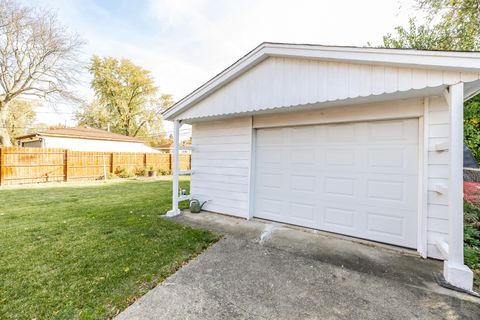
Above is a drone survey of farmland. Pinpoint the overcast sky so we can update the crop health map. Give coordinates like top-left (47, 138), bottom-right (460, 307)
top-left (27, 0), bottom-right (416, 132)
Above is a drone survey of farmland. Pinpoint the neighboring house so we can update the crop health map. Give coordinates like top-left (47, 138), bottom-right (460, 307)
top-left (155, 141), bottom-right (192, 154)
top-left (155, 142), bottom-right (174, 153)
top-left (16, 126), bottom-right (159, 153)
top-left (163, 42), bottom-right (480, 292)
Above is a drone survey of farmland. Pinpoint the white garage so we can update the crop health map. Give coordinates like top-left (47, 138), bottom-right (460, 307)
top-left (163, 42), bottom-right (480, 291)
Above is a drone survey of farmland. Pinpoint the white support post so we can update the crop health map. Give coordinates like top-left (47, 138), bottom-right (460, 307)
top-left (444, 83), bottom-right (473, 291)
top-left (166, 120), bottom-right (182, 217)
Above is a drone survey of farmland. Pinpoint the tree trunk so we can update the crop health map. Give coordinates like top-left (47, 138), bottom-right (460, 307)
top-left (0, 104), bottom-right (12, 146)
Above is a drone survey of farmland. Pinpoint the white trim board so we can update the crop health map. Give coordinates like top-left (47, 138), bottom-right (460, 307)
top-left (252, 98), bottom-right (423, 129)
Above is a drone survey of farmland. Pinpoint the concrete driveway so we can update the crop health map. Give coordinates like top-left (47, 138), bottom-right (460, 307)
top-left (116, 212), bottom-right (480, 320)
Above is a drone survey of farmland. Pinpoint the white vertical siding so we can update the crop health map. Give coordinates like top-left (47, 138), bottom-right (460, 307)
top-left (426, 95), bottom-right (450, 259)
top-left (178, 56), bottom-right (479, 120)
top-left (191, 117), bottom-right (252, 218)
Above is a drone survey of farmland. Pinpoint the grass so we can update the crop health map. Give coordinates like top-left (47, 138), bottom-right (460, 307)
top-left (464, 201), bottom-right (480, 289)
top-left (0, 178), bottom-right (219, 319)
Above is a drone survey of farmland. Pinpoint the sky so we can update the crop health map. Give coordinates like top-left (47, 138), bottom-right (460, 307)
top-left (26, 0), bottom-right (416, 135)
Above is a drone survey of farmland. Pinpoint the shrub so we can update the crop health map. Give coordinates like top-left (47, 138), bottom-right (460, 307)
top-left (465, 201), bottom-right (480, 225)
top-left (463, 201), bottom-right (480, 288)
top-left (464, 95), bottom-right (480, 163)
top-left (106, 172), bottom-right (117, 179)
top-left (465, 245), bottom-right (479, 269)
top-left (115, 167), bottom-right (135, 179)
top-left (157, 168), bottom-right (171, 176)
top-left (134, 166), bottom-right (148, 177)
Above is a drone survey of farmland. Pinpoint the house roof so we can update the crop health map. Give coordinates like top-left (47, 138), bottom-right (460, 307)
top-left (16, 126), bottom-right (144, 143)
top-left (163, 42), bottom-right (480, 120)
top-left (155, 142), bottom-right (173, 149)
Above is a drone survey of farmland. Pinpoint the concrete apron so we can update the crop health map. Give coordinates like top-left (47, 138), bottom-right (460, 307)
top-left (116, 211), bottom-right (480, 320)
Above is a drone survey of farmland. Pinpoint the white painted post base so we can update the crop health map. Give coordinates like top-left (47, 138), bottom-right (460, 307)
top-left (443, 261), bottom-right (474, 292)
top-left (442, 83), bottom-right (474, 293)
top-left (165, 208), bottom-right (181, 217)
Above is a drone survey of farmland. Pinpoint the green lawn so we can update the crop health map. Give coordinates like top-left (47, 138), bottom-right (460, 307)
top-left (0, 178), bottom-right (219, 319)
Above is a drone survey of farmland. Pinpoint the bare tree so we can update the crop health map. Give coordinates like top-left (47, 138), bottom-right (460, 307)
top-left (0, 0), bottom-right (84, 145)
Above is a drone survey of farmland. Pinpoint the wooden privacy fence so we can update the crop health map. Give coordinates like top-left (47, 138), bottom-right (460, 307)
top-left (0, 147), bottom-right (191, 186)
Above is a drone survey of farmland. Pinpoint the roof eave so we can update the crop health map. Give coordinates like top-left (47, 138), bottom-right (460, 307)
top-left (25, 133), bottom-right (143, 143)
top-left (15, 133), bottom-right (39, 140)
top-left (163, 42), bottom-right (480, 121)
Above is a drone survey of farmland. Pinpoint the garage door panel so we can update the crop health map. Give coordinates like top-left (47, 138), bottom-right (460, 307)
top-left (367, 179), bottom-right (404, 201)
top-left (367, 118), bottom-right (418, 142)
top-left (289, 202), bottom-right (316, 221)
top-left (291, 174), bottom-right (316, 192)
top-left (257, 173), bottom-right (282, 189)
top-left (258, 188), bottom-right (314, 204)
top-left (255, 197), bottom-right (284, 217)
top-left (366, 146), bottom-right (418, 173)
top-left (324, 176), bottom-right (356, 196)
top-left (326, 123), bottom-right (357, 142)
top-left (256, 147), bottom-right (282, 165)
top-left (256, 128), bottom-right (284, 145)
top-left (365, 209), bottom-right (417, 248)
top-left (290, 148), bottom-right (316, 164)
top-left (292, 126), bottom-right (317, 144)
top-left (325, 148), bottom-right (356, 167)
top-left (324, 207), bottom-right (356, 229)
top-left (365, 175), bottom-right (418, 210)
top-left (367, 212), bottom-right (404, 236)
top-left (254, 118), bottom-right (419, 248)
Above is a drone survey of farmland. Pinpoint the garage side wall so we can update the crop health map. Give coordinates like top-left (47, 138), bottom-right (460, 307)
top-left (189, 97), bottom-right (451, 259)
top-left (191, 117), bottom-right (253, 218)
top-left (426, 95), bottom-right (450, 259)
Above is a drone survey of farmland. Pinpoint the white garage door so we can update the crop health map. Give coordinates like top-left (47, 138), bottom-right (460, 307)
top-left (254, 118), bottom-right (419, 248)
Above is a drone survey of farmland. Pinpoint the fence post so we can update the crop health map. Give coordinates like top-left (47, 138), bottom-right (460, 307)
top-left (169, 153), bottom-right (172, 172)
top-left (110, 153), bottom-right (115, 174)
top-left (64, 149), bottom-right (69, 182)
top-left (0, 147), bottom-right (4, 186)
top-left (144, 153), bottom-right (147, 167)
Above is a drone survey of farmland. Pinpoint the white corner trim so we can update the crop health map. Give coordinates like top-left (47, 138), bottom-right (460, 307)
top-left (418, 100), bottom-right (429, 258)
top-left (247, 116), bottom-right (256, 220)
top-left (444, 82), bottom-right (474, 291)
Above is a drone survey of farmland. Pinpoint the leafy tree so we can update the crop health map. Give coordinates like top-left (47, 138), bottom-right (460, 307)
top-left (0, 0), bottom-right (83, 146)
top-left (75, 100), bottom-right (110, 131)
top-left (6, 99), bottom-right (36, 143)
top-left (380, 0), bottom-right (480, 163)
top-left (417, 0), bottom-right (480, 51)
top-left (76, 56), bottom-right (171, 143)
top-left (464, 96), bottom-right (480, 162)
top-left (383, 0), bottom-right (480, 51)
top-left (382, 18), bottom-right (440, 50)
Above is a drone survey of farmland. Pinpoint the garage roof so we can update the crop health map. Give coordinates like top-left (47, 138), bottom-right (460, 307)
top-left (163, 42), bottom-right (480, 121)
top-left (16, 126), bottom-right (144, 142)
